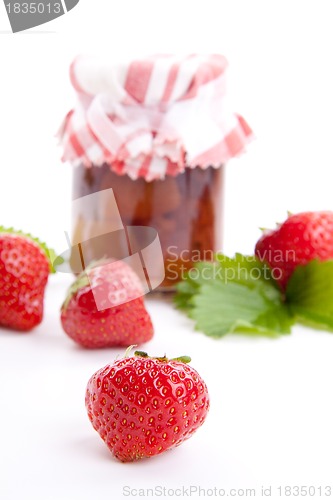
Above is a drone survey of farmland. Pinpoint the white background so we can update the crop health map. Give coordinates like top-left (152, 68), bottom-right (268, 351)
top-left (1, 1), bottom-right (333, 499)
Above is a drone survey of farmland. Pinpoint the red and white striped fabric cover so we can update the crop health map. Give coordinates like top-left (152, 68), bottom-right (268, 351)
top-left (59, 54), bottom-right (252, 181)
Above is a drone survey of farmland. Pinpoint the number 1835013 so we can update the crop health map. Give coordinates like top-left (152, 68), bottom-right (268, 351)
top-left (5, 2), bottom-right (62, 14)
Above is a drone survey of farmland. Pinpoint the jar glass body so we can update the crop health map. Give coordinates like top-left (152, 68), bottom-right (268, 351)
top-left (71, 164), bottom-right (224, 289)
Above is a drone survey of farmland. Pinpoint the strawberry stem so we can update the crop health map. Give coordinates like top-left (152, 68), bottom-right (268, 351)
top-left (134, 350), bottom-right (149, 358)
top-left (134, 351), bottom-right (191, 364)
top-left (170, 355), bottom-right (191, 363)
top-left (125, 345), bottom-right (138, 358)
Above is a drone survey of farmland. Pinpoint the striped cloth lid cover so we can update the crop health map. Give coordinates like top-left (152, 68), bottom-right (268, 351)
top-left (59, 54), bottom-right (252, 180)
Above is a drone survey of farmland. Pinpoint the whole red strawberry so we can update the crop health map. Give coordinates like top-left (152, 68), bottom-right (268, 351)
top-left (0, 230), bottom-right (51, 331)
top-left (255, 211), bottom-right (333, 289)
top-left (61, 259), bottom-right (154, 348)
top-left (85, 350), bottom-right (210, 462)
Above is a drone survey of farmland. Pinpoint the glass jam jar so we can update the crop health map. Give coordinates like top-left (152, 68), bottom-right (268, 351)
top-left (60, 54), bottom-right (251, 290)
top-left (71, 163), bottom-right (224, 289)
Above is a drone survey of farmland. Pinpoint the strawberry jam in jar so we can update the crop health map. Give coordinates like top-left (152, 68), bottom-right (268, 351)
top-left (71, 164), bottom-right (224, 288)
top-left (60, 55), bottom-right (252, 290)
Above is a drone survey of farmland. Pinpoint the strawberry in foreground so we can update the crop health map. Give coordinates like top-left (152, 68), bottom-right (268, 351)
top-left (0, 229), bottom-right (52, 331)
top-left (61, 259), bottom-right (154, 348)
top-left (85, 350), bottom-right (210, 462)
top-left (255, 211), bottom-right (333, 290)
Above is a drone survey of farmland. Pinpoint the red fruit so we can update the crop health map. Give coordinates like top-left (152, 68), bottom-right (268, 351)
top-left (255, 211), bottom-right (333, 289)
top-left (85, 351), bottom-right (210, 462)
top-left (61, 260), bottom-right (154, 348)
top-left (0, 233), bottom-right (50, 331)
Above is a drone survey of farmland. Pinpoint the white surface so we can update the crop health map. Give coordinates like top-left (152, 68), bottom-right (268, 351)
top-left (1, 1), bottom-right (333, 499)
top-left (1, 275), bottom-right (333, 500)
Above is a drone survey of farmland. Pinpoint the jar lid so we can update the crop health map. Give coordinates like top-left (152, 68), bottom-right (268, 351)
top-left (59, 54), bottom-right (252, 181)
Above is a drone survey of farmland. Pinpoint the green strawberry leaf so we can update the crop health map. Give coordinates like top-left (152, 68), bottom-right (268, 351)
top-left (286, 259), bottom-right (333, 330)
top-left (175, 254), bottom-right (294, 338)
top-left (215, 253), bottom-right (279, 292)
top-left (189, 281), bottom-right (292, 338)
top-left (0, 226), bottom-right (62, 273)
top-left (173, 261), bottom-right (216, 311)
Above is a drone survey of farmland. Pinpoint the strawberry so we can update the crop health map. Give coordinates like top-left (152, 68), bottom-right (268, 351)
top-left (255, 211), bottom-right (333, 289)
top-left (0, 229), bottom-right (51, 331)
top-left (60, 259), bottom-right (154, 348)
top-left (85, 350), bottom-right (210, 462)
